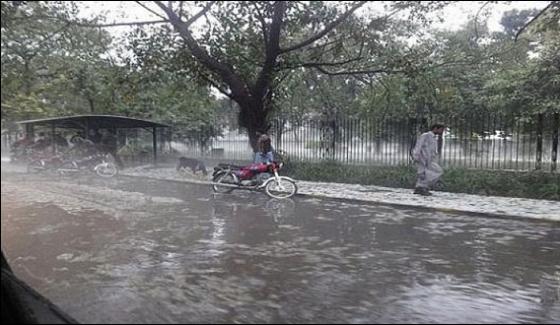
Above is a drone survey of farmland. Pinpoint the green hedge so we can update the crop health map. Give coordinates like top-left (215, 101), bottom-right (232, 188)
top-left (283, 161), bottom-right (560, 201)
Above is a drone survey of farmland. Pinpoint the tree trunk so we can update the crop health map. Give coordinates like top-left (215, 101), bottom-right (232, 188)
top-left (24, 60), bottom-right (32, 95)
top-left (155, 1), bottom-right (370, 157)
top-left (551, 113), bottom-right (559, 172)
top-left (536, 113), bottom-right (544, 170)
top-left (237, 96), bottom-right (271, 152)
top-left (87, 97), bottom-right (95, 113)
top-left (276, 118), bottom-right (285, 149)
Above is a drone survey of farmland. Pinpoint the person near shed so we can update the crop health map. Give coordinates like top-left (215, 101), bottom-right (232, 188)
top-left (101, 129), bottom-right (124, 169)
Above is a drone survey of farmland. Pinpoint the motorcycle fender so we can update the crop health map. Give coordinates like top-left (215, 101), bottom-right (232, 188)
top-left (212, 170), bottom-right (227, 178)
top-left (93, 162), bottom-right (107, 171)
top-left (262, 176), bottom-right (296, 187)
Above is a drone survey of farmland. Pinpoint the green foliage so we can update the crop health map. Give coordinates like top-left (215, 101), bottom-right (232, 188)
top-left (284, 162), bottom-right (560, 200)
top-left (304, 141), bottom-right (322, 149)
top-left (117, 140), bottom-right (151, 156)
top-left (440, 168), bottom-right (560, 200)
top-left (115, 31), bottom-right (222, 144)
top-left (1, 1), bottom-right (221, 144)
top-left (1, 1), bottom-right (112, 124)
top-left (2, 1), bottom-right (558, 154)
top-left (265, 5), bottom-right (559, 134)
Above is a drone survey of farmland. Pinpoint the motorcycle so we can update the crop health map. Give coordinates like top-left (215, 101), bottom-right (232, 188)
top-left (211, 161), bottom-right (297, 199)
top-left (57, 153), bottom-right (118, 178)
top-left (26, 154), bottom-right (65, 174)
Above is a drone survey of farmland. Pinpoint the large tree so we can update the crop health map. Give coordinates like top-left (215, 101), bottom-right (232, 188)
top-left (127, 1), bottom-right (449, 150)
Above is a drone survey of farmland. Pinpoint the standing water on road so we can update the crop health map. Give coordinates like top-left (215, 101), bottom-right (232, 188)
top-left (1, 173), bottom-right (559, 323)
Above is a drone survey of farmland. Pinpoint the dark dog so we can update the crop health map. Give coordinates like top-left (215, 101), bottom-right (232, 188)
top-left (177, 157), bottom-right (208, 176)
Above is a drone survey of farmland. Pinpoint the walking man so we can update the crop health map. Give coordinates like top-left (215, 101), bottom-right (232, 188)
top-left (413, 124), bottom-right (445, 196)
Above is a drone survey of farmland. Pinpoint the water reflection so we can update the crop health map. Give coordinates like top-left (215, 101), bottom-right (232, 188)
top-left (265, 198), bottom-right (296, 223)
top-left (1, 176), bottom-right (559, 323)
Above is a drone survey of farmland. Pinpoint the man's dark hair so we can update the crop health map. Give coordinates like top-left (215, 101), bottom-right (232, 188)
top-left (261, 137), bottom-right (272, 153)
top-left (431, 123), bottom-right (445, 130)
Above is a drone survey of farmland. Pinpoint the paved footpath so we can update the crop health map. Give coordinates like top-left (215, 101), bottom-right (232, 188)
top-left (121, 166), bottom-right (560, 222)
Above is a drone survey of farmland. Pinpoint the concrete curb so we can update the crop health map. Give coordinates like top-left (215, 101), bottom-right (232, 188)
top-left (118, 173), bottom-right (560, 223)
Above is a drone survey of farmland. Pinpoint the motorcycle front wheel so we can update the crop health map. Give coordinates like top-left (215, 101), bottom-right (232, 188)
top-left (264, 177), bottom-right (297, 199)
top-left (95, 162), bottom-right (118, 178)
top-left (57, 161), bottom-right (79, 176)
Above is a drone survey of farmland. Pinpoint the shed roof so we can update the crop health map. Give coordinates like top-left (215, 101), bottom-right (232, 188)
top-left (16, 115), bottom-right (169, 129)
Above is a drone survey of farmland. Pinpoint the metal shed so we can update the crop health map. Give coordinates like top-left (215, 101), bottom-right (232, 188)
top-left (16, 115), bottom-right (169, 164)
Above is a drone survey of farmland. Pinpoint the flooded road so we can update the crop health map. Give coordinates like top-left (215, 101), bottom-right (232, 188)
top-left (1, 172), bottom-right (559, 323)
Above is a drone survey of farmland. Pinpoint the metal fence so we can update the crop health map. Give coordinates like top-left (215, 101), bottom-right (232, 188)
top-left (171, 112), bottom-right (559, 173)
top-left (4, 112), bottom-right (557, 173)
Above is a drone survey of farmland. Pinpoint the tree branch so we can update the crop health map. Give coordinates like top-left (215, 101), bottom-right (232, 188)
top-left (280, 37), bottom-right (366, 72)
top-left (199, 72), bottom-right (233, 99)
top-left (134, 1), bottom-right (168, 20)
top-left (278, 56), bottom-right (364, 71)
top-left (2, 13), bottom-right (169, 29)
top-left (254, 1), bottom-right (286, 98)
top-left (474, 1), bottom-right (492, 42)
top-left (514, 1), bottom-right (556, 41)
top-left (154, 1), bottom-right (249, 100)
top-left (312, 66), bottom-right (399, 76)
top-left (183, 1), bottom-right (217, 28)
top-left (36, 21), bottom-right (72, 51)
top-left (252, 2), bottom-right (269, 48)
top-left (178, 1), bottom-right (186, 19)
top-left (75, 20), bottom-right (169, 28)
top-left (279, 1), bottom-right (367, 53)
top-left (301, 37), bottom-right (350, 62)
top-left (426, 42), bottom-right (524, 72)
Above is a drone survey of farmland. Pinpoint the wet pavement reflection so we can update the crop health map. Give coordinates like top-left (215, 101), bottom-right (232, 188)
top-left (1, 173), bottom-right (559, 323)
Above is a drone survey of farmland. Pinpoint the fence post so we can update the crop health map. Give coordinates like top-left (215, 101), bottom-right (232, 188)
top-left (536, 113), bottom-right (543, 170)
top-left (331, 119), bottom-right (336, 160)
top-left (437, 132), bottom-right (443, 156)
top-left (152, 127), bottom-right (157, 165)
top-left (552, 113), bottom-right (559, 172)
top-left (408, 117), bottom-right (417, 164)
